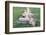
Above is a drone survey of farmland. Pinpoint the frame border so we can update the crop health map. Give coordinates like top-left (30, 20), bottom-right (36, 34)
top-left (5, 1), bottom-right (45, 34)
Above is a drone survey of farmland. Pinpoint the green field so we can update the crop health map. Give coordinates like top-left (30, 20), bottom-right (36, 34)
top-left (13, 7), bottom-right (40, 28)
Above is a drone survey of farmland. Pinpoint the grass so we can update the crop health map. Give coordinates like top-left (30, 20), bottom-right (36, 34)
top-left (13, 7), bottom-right (40, 28)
